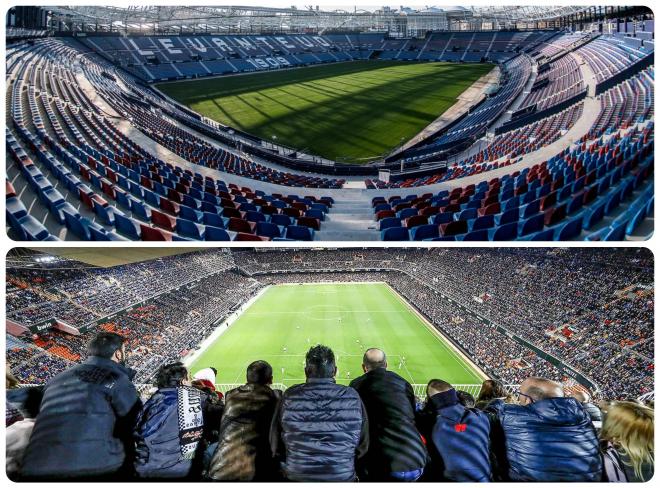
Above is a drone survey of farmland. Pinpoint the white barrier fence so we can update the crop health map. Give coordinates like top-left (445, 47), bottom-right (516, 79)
top-left (134, 383), bottom-right (515, 399)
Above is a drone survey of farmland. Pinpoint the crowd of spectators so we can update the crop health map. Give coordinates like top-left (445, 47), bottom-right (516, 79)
top-left (6, 335), bottom-right (654, 482)
top-left (6, 248), bottom-right (653, 399)
top-left (6, 250), bottom-right (234, 327)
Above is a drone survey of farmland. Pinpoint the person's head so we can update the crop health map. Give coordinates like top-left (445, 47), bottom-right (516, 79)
top-left (156, 362), bottom-right (189, 388)
top-left (477, 379), bottom-right (507, 403)
top-left (87, 332), bottom-right (126, 364)
top-left (246, 360), bottom-right (273, 385)
top-left (6, 366), bottom-right (20, 389)
top-left (457, 390), bottom-right (476, 408)
top-left (362, 348), bottom-right (387, 373)
top-left (601, 401), bottom-right (654, 480)
top-left (517, 377), bottom-right (564, 405)
top-left (571, 390), bottom-right (591, 404)
top-left (305, 345), bottom-right (336, 379)
top-left (427, 379), bottom-right (453, 398)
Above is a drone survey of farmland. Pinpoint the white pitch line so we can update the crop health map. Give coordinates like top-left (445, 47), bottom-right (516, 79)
top-left (383, 284), bottom-right (486, 382)
top-left (243, 310), bottom-right (405, 315)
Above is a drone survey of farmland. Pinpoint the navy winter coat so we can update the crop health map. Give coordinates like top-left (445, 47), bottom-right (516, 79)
top-left (134, 387), bottom-right (207, 479)
top-left (486, 397), bottom-right (602, 482)
top-left (270, 378), bottom-right (369, 482)
top-left (423, 389), bottom-right (491, 482)
top-left (21, 356), bottom-right (140, 479)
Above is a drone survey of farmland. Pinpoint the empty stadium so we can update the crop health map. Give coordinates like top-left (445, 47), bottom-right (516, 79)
top-left (6, 5), bottom-right (654, 241)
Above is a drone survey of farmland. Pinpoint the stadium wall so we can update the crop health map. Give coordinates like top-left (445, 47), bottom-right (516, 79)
top-left (496, 90), bottom-right (588, 134)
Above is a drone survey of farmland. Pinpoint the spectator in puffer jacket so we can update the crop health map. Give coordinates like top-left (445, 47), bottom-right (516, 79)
top-left (457, 390), bottom-right (476, 408)
top-left (571, 390), bottom-right (603, 430)
top-left (486, 377), bottom-right (602, 482)
top-left (417, 379), bottom-right (491, 482)
top-left (134, 362), bottom-right (209, 480)
top-left (475, 379), bottom-right (508, 410)
top-left (600, 401), bottom-right (654, 482)
top-left (6, 386), bottom-right (43, 481)
top-left (208, 360), bottom-right (281, 481)
top-left (349, 348), bottom-right (427, 481)
top-left (270, 345), bottom-right (369, 481)
top-left (21, 332), bottom-right (141, 480)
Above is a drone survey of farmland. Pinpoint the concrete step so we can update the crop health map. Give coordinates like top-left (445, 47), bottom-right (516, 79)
top-left (317, 229), bottom-right (381, 241)
top-left (326, 213), bottom-right (375, 223)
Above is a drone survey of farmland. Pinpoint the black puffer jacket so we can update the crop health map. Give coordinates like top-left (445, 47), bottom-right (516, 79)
top-left (349, 368), bottom-right (427, 479)
top-left (21, 356), bottom-right (140, 479)
top-left (270, 378), bottom-right (369, 482)
top-left (208, 383), bottom-right (280, 481)
top-left (486, 398), bottom-right (602, 482)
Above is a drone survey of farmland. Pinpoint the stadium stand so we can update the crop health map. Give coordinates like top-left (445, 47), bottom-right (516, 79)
top-left (5, 8), bottom-right (654, 240)
top-left (7, 248), bottom-right (652, 400)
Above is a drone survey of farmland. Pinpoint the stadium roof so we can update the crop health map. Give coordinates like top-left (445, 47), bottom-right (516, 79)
top-left (8, 248), bottom-right (206, 268)
top-left (49, 5), bottom-right (590, 33)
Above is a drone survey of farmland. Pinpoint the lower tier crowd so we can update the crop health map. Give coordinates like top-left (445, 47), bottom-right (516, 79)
top-left (6, 332), bottom-right (654, 483)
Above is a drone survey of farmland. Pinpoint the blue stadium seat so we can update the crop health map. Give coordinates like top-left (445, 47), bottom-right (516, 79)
top-left (114, 213), bottom-right (142, 240)
top-left (89, 226), bottom-right (128, 241)
top-left (431, 213), bottom-right (454, 225)
top-left (285, 225), bottom-right (315, 241)
top-left (180, 205), bottom-right (203, 223)
top-left (496, 208), bottom-right (519, 226)
top-left (256, 221), bottom-right (282, 239)
top-left (176, 218), bottom-right (205, 240)
top-left (305, 209), bottom-right (325, 221)
top-left (557, 215), bottom-right (583, 240)
top-left (379, 217), bottom-right (402, 231)
top-left (470, 215), bottom-right (495, 231)
top-left (205, 226), bottom-right (232, 241)
top-left (203, 212), bottom-right (225, 228)
top-left (583, 202), bottom-right (606, 230)
top-left (410, 224), bottom-right (439, 241)
top-left (519, 214), bottom-right (544, 236)
top-left (271, 214), bottom-right (293, 227)
top-left (490, 222), bottom-right (518, 241)
top-left (461, 229), bottom-right (489, 241)
top-left (93, 201), bottom-right (123, 226)
top-left (381, 226), bottom-right (409, 241)
top-left (603, 221), bottom-right (628, 241)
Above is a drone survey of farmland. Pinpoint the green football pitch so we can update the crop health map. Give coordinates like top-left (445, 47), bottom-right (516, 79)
top-left (157, 61), bottom-right (493, 164)
top-left (188, 282), bottom-right (485, 389)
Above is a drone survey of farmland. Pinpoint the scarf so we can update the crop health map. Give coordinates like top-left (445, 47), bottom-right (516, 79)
top-left (177, 386), bottom-right (204, 459)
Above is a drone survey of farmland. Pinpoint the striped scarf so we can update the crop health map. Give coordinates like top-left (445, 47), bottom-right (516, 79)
top-left (177, 386), bottom-right (204, 459)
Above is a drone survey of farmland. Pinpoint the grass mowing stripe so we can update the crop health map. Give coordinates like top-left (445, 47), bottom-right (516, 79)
top-left (157, 61), bottom-right (493, 164)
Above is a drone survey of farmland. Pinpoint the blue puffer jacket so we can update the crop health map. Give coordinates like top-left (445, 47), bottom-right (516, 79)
top-left (134, 388), bottom-right (199, 479)
top-left (272, 378), bottom-right (368, 482)
top-left (426, 389), bottom-right (491, 482)
top-left (486, 398), bottom-right (602, 482)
